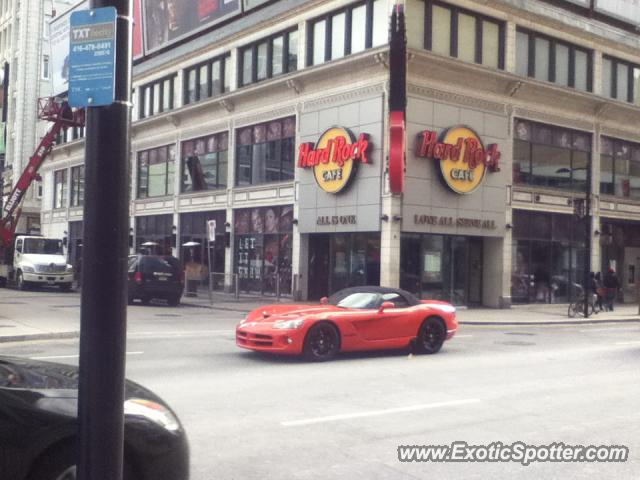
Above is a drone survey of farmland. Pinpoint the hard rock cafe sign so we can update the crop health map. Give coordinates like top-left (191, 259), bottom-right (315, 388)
top-left (416, 126), bottom-right (501, 194)
top-left (298, 127), bottom-right (370, 194)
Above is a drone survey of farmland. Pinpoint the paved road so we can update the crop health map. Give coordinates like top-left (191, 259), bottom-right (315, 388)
top-left (1, 293), bottom-right (639, 479)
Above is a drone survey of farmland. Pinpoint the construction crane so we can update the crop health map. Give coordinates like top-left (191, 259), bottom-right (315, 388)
top-left (0, 98), bottom-right (85, 249)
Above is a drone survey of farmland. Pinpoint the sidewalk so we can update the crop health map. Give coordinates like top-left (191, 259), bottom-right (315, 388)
top-left (1, 289), bottom-right (638, 343)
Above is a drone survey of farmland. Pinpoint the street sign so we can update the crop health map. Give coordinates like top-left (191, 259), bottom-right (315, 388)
top-left (207, 220), bottom-right (217, 242)
top-left (68, 7), bottom-right (117, 108)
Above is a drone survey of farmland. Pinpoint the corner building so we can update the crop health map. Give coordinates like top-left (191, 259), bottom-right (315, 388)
top-left (42, 0), bottom-right (640, 307)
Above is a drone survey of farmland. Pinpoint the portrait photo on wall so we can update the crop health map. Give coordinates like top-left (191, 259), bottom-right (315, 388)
top-left (234, 206), bottom-right (294, 235)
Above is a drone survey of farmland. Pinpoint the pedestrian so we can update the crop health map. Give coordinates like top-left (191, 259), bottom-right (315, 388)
top-left (594, 271), bottom-right (604, 311)
top-left (603, 267), bottom-right (620, 311)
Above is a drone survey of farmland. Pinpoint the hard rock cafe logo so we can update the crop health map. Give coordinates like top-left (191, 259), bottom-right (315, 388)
top-left (416, 126), bottom-right (501, 194)
top-left (298, 127), bottom-right (370, 194)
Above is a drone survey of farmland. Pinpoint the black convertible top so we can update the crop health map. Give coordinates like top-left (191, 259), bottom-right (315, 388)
top-left (327, 286), bottom-right (421, 306)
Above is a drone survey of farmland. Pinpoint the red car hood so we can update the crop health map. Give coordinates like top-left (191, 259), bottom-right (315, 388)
top-left (242, 304), bottom-right (339, 324)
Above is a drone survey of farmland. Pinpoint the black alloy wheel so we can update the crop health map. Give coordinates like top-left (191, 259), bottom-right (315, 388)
top-left (416, 317), bottom-right (446, 354)
top-left (303, 322), bottom-right (340, 362)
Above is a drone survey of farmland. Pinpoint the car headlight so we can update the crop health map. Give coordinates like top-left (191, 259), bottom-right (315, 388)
top-left (66, 264), bottom-right (74, 273)
top-left (124, 398), bottom-right (181, 432)
top-left (272, 319), bottom-right (305, 329)
top-left (22, 266), bottom-right (35, 273)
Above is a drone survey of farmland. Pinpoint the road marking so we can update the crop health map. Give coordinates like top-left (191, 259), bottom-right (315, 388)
top-left (454, 334), bottom-right (473, 338)
top-left (281, 398), bottom-right (481, 427)
top-left (614, 341), bottom-right (640, 346)
top-left (580, 327), bottom-right (639, 333)
top-left (31, 351), bottom-right (144, 360)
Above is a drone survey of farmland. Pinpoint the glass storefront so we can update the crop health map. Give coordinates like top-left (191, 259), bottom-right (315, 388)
top-left (511, 210), bottom-right (586, 303)
top-left (135, 214), bottom-right (173, 255)
top-left (179, 211), bottom-right (226, 290)
top-left (307, 233), bottom-right (380, 299)
top-left (400, 234), bottom-right (483, 305)
top-left (234, 205), bottom-right (293, 295)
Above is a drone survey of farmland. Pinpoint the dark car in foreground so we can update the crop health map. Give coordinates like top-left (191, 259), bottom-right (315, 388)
top-left (237, 286), bottom-right (458, 361)
top-left (0, 356), bottom-right (189, 480)
top-left (128, 255), bottom-right (184, 306)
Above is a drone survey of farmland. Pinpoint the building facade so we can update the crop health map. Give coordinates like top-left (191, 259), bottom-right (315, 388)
top-left (0, 0), bottom-right (76, 233)
top-left (42, 0), bottom-right (640, 307)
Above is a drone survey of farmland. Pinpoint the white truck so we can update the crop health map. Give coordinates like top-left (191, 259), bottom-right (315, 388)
top-left (0, 235), bottom-right (74, 290)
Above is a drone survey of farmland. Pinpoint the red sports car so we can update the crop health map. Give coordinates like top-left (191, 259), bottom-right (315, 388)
top-left (236, 286), bottom-right (458, 361)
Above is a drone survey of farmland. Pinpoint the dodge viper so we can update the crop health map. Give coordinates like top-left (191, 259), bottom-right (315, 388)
top-left (236, 286), bottom-right (458, 361)
top-left (0, 356), bottom-right (189, 480)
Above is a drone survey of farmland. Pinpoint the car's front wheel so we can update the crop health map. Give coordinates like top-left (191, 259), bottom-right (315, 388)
top-left (415, 317), bottom-right (446, 354)
top-left (29, 442), bottom-right (136, 480)
top-left (16, 271), bottom-right (27, 291)
top-left (303, 322), bottom-right (340, 362)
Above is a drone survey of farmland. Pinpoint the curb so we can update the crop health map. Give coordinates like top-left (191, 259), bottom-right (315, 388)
top-left (0, 331), bottom-right (80, 343)
top-left (179, 302), bottom-right (252, 313)
top-left (459, 318), bottom-right (640, 326)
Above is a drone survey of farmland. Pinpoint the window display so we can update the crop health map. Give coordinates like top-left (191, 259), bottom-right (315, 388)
top-left (234, 205), bottom-right (293, 295)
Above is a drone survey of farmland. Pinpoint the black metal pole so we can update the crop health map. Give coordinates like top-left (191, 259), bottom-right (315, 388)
top-left (584, 161), bottom-right (592, 318)
top-left (77, 1), bottom-right (132, 479)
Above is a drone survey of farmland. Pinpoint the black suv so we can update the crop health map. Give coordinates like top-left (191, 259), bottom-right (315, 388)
top-left (128, 255), bottom-right (184, 306)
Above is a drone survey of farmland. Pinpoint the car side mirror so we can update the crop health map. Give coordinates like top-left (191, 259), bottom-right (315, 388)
top-left (378, 301), bottom-right (395, 313)
top-left (320, 297), bottom-right (329, 305)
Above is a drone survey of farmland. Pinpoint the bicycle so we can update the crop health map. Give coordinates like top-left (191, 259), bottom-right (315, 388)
top-left (567, 283), bottom-right (600, 317)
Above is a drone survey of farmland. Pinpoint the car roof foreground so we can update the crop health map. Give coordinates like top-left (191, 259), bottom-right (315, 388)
top-left (328, 286), bottom-right (421, 306)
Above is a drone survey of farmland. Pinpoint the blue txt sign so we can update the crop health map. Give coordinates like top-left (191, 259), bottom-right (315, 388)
top-left (68, 7), bottom-right (117, 108)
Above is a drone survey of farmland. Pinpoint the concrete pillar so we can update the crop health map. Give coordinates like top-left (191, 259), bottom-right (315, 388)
top-left (504, 21), bottom-right (517, 74)
top-left (380, 194), bottom-right (402, 288)
top-left (224, 206), bottom-right (234, 291)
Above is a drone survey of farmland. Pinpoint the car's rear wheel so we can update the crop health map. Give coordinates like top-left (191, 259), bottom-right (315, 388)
top-left (303, 322), bottom-right (340, 362)
top-left (415, 317), bottom-right (446, 354)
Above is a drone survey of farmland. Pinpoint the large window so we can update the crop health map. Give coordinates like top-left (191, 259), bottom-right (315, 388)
top-left (138, 75), bottom-right (177, 119)
top-left (135, 214), bottom-right (173, 256)
top-left (137, 145), bottom-right (176, 199)
top-left (183, 54), bottom-right (230, 105)
top-left (70, 165), bottom-right (84, 207)
top-left (234, 206), bottom-right (293, 295)
top-left (600, 137), bottom-right (640, 198)
top-left (424, 1), bottom-right (504, 69)
top-left (53, 169), bottom-right (67, 209)
top-left (511, 211), bottom-right (586, 304)
top-left (56, 126), bottom-right (85, 145)
top-left (239, 29), bottom-right (298, 87)
top-left (516, 29), bottom-right (592, 92)
top-left (235, 117), bottom-right (296, 186)
top-left (513, 119), bottom-right (591, 192)
top-left (307, 0), bottom-right (387, 67)
top-left (181, 132), bottom-right (228, 192)
top-left (602, 56), bottom-right (640, 106)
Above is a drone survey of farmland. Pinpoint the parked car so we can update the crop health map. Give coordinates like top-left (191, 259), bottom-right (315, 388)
top-left (0, 356), bottom-right (189, 480)
top-left (236, 286), bottom-right (458, 361)
top-left (128, 255), bottom-right (184, 306)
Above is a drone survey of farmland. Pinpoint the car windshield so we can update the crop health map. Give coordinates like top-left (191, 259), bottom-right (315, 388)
top-left (335, 292), bottom-right (383, 309)
top-left (23, 238), bottom-right (63, 255)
